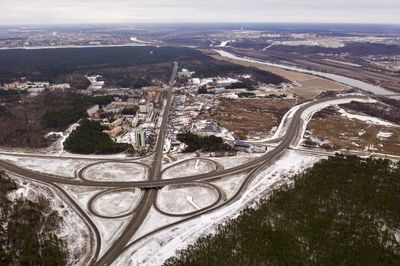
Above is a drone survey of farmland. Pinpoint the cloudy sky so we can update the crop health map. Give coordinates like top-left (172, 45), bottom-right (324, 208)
top-left (1, 0), bottom-right (399, 25)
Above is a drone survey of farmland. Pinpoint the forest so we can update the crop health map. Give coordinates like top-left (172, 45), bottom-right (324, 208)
top-left (0, 46), bottom-right (202, 83)
top-left (164, 155), bottom-right (400, 265)
top-left (0, 46), bottom-right (288, 89)
top-left (43, 93), bottom-right (114, 129)
top-left (0, 91), bottom-right (114, 148)
top-left (0, 171), bottom-right (67, 265)
top-left (64, 119), bottom-right (129, 154)
top-left (177, 132), bottom-right (231, 152)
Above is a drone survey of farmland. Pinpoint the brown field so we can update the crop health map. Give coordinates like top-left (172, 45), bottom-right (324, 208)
top-left (212, 55), bottom-right (349, 99)
top-left (307, 108), bottom-right (400, 156)
top-left (200, 98), bottom-right (296, 139)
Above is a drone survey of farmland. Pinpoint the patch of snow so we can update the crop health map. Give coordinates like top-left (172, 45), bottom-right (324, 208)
top-left (221, 92), bottom-right (239, 99)
top-left (162, 159), bottom-right (217, 179)
top-left (338, 108), bottom-right (398, 127)
top-left (376, 131), bottom-right (393, 140)
top-left (211, 173), bottom-right (249, 199)
top-left (199, 78), bottom-right (214, 86)
top-left (92, 189), bottom-right (142, 217)
top-left (186, 196), bottom-right (201, 210)
top-left (211, 153), bottom-right (260, 170)
top-left (217, 40), bottom-right (231, 47)
top-left (157, 184), bottom-right (219, 215)
top-left (59, 122), bottom-right (80, 153)
top-left (130, 37), bottom-right (152, 44)
top-left (358, 130), bottom-right (366, 136)
top-left (83, 162), bottom-right (147, 182)
top-left (351, 142), bottom-right (360, 147)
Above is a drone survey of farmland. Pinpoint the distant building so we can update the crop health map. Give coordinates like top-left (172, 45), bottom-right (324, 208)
top-left (50, 83), bottom-right (71, 90)
top-left (134, 129), bottom-right (146, 147)
top-left (143, 86), bottom-right (161, 94)
top-left (108, 126), bottom-right (123, 138)
top-left (4, 81), bottom-right (27, 90)
top-left (107, 118), bottom-right (124, 129)
top-left (192, 121), bottom-right (222, 135)
top-left (87, 105), bottom-right (100, 117)
top-left (131, 116), bottom-right (140, 127)
top-left (234, 140), bottom-right (250, 149)
top-left (103, 101), bottom-right (137, 114)
top-left (147, 102), bottom-right (154, 113)
top-left (27, 81), bottom-right (50, 89)
top-left (178, 68), bottom-right (195, 79)
top-left (139, 101), bottom-right (154, 114)
top-left (146, 108), bottom-right (156, 123)
top-left (191, 78), bottom-right (201, 85)
top-left (86, 75), bottom-right (105, 90)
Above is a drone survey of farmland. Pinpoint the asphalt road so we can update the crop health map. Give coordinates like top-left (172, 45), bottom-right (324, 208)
top-left (94, 62), bottom-right (179, 266)
top-left (0, 91), bottom-right (371, 265)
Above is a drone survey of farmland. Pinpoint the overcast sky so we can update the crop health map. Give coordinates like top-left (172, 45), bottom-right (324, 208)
top-left (1, 0), bottom-right (400, 25)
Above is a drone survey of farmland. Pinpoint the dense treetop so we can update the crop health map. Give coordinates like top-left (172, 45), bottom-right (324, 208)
top-left (177, 132), bottom-right (231, 152)
top-left (0, 46), bottom-right (202, 82)
top-left (64, 118), bottom-right (128, 154)
top-left (0, 46), bottom-right (288, 86)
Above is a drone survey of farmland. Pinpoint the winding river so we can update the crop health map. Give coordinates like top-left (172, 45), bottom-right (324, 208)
top-left (215, 50), bottom-right (400, 100)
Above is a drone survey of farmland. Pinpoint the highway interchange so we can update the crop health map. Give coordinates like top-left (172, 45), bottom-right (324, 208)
top-left (0, 62), bottom-right (382, 265)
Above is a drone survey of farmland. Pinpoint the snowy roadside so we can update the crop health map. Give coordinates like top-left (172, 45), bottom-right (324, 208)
top-left (113, 150), bottom-right (323, 265)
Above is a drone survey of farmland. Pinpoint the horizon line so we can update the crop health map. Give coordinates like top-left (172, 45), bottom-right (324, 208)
top-left (1, 22), bottom-right (400, 27)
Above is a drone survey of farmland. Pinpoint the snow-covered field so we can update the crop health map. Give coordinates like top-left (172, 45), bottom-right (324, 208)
top-left (157, 184), bottom-right (219, 215)
top-left (92, 189), bottom-right (142, 217)
top-left (212, 154), bottom-right (260, 169)
top-left (162, 159), bottom-right (217, 179)
top-left (0, 154), bottom-right (88, 178)
top-left (114, 150), bottom-right (322, 265)
top-left (83, 162), bottom-right (148, 182)
top-left (211, 173), bottom-right (249, 199)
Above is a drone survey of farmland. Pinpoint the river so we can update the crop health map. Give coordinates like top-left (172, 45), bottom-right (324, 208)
top-left (215, 50), bottom-right (399, 100)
